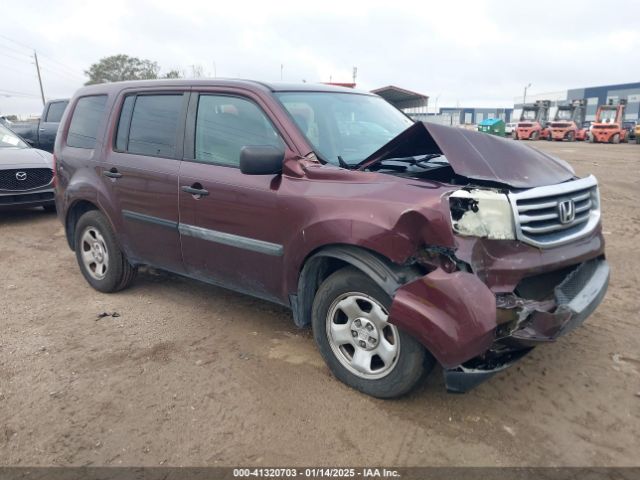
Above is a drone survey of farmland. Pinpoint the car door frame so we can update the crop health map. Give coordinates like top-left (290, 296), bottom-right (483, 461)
top-left (178, 86), bottom-right (301, 304)
top-left (99, 87), bottom-right (191, 273)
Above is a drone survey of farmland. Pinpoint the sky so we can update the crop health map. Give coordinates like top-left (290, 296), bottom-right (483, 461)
top-left (1, 0), bottom-right (639, 117)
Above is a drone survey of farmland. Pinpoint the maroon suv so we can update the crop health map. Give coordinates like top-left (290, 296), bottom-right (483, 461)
top-left (55, 80), bottom-right (609, 398)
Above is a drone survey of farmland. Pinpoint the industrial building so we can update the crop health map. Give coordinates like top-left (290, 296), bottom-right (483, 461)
top-left (425, 107), bottom-right (514, 125)
top-left (513, 81), bottom-right (640, 123)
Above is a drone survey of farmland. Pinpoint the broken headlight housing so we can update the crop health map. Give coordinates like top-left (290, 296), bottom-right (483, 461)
top-left (449, 189), bottom-right (515, 240)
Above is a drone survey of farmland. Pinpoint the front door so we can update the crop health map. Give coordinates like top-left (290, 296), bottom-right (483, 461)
top-left (178, 92), bottom-right (288, 302)
top-left (101, 91), bottom-right (189, 273)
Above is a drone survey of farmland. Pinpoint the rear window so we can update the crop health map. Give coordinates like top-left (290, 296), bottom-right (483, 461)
top-left (45, 101), bottom-right (68, 123)
top-left (67, 95), bottom-right (107, 149)
top-left (124, 94), bottom-right (183, 158)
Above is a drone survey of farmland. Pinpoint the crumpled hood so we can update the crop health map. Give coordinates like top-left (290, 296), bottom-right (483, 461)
top-left (359, 122), bottom-right (575, 188)
top-left (0, 147), bottom-right (52, 168)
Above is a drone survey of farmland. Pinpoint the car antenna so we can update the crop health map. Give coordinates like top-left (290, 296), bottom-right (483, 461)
top-left (337, 155), bottom-right (350, 170)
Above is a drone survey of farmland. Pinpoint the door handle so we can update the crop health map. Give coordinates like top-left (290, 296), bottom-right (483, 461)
top-left (181, 184), bottom-right (209, 197)
top-left (39, 128), bottom-right (46, 132)
top-left (103, 168), bottom-right (122, 179)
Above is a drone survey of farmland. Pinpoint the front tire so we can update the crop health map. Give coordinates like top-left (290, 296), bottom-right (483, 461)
top-left (312, 267), bottom-right (434, 398)
top-left (74, 210), bottom-right (137, 293)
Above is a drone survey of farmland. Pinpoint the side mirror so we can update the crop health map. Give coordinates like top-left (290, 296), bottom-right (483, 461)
top-left (239, 145), bottom-right (284, 175)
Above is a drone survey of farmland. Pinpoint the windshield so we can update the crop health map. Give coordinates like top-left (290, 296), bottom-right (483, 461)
top-left (521, 109), bottom-right (537, 121)
top-left (598, 108), bottom-right (617, 123)
top-left (0, 124), bottom-right (28, 148)
top-left (276, 92), bottom-right (414, 166)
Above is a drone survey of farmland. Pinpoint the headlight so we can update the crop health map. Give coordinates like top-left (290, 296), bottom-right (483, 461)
top-left (449, 189), bottom-right (515, 240)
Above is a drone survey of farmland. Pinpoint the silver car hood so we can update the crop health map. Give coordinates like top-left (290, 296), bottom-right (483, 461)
top-left (0, 147), bottom-right (52, 168)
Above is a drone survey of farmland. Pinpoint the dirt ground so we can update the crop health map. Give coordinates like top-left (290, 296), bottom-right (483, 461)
top-left (1, 141), bottom-right (639, 467)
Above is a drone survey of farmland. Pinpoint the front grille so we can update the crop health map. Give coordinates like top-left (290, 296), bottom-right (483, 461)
top-left (551, 123), bottom-right (571, 128)
top-left (0, 168), bottom-right (53, 191)
top-left (518, 123), bottom-right (533, 128)
top-left (509, 176), bottom-right (600, 248)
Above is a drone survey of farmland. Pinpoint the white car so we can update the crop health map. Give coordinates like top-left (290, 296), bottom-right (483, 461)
top-left (505, 122), bottom-right (517, 135)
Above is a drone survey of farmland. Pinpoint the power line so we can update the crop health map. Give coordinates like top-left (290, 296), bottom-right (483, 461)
top-left (39, 65), bottom-right (85, 83)
top-left (0, 62), bottom-right (36, 77)
top-left (0, 88), bottom-right (42, 99)
top-left (0, 34), bottom-right (34, 52)
top-left (0, 35), bottom-right (84, 79)
top-left (0, 43), bottom-right (32, 58)
top-left (0, 50), bottom-right (33, 64)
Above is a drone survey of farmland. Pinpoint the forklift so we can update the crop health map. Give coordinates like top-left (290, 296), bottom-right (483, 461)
top-left (589, 99), bottom-right (628, 144)
top-left (548, 99), bottom-right (588, 141)
top-left (514, 100), bottom-right (551, 141)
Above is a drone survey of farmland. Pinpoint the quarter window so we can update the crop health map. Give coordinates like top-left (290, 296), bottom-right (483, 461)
top-left (115, 95), bottom-right (135, 151)
top-left (67, 96), bottom-right (107, 149)
top-left (126, 94), bottom-right (183, 158)
top-left (195, 95), bottom-right (283, 166)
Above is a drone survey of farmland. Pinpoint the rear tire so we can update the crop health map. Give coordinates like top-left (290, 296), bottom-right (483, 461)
top-left (312, 267), bottom-right (434, 398)
top-left (74, 210), bottom-right (137, 293)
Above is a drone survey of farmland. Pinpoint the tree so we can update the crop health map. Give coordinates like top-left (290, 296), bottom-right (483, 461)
top-left (162, 69), bottom-right (182, 79)
top-left (84, 54), bottom-right (160, 85)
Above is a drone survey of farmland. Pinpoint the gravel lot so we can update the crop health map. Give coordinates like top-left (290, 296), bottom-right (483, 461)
top-left (1, 141), bottom-right (638, 467)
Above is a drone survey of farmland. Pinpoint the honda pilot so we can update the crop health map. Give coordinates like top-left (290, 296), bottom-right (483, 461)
top-left (55, 80), bottom-right (609, 398)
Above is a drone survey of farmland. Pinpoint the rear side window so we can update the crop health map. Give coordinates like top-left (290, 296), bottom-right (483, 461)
top-left (67, 95), bottom-right (107, 149)
top-left (124, 94), bottom-right (183, 158)
top-left (45, 101), bottom-right (68, 123)
top-left (195, 95), bottom-right (283, 166)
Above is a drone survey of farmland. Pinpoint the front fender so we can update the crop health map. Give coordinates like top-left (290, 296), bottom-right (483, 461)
top-left (284, 218), bottom-right (422, 297)
top-left (389, 268), bottom-right (497, 368)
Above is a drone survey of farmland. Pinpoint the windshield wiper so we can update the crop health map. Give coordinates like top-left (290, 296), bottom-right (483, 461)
top-left (337, 155), bottom-right (351, 170)
top-left (365, 154), bottom-right (443, 170)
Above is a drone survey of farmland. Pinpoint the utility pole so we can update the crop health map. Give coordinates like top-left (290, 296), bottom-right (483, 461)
top-left (352, 66), bottom-right (357, 85)
top-left (280, 64), bottom-right (283, 81)
top-left (33, 50), bottom-right (45, 106)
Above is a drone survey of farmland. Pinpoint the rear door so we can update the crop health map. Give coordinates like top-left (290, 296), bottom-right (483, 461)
top-left (39, 100), bottom-right (68, 152)
top-left (178, 91), bottom-right (289, 302)
top-left (101, 90), bottom-right (188, 273)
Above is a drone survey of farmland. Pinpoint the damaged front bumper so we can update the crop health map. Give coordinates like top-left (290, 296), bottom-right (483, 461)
top-left (443, 257), bottom-right (610, 393)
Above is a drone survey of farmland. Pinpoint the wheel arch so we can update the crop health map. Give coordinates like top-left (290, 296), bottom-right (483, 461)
top-left (290, 244), bottom-right (422, 328)
top-left (64, 199), bottom-right (100, 250)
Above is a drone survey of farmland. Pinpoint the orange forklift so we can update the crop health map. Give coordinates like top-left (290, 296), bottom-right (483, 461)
top-left (514, 100), bottom-right (551, 141)
top-left (589, 99), bottom-right (628, 143)
top-left (548, 99), bottom-right (588, 141)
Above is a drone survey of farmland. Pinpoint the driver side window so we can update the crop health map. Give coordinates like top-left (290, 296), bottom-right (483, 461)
top-left (195, 95), bottom-right (284, 166)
